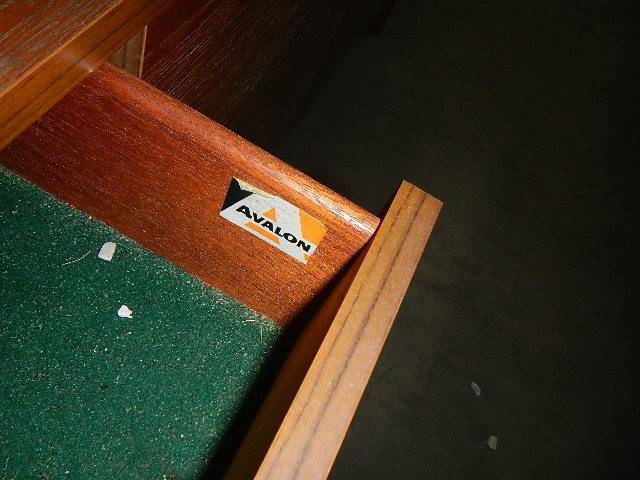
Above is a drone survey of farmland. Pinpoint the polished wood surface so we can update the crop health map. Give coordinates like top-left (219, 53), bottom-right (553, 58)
top-left (0, 64), bottom-right (378, 325)
top-left (110, 27), bottom-right (147, 76)
top-left (143, 0), bottom-right (362, 148)
top-left (0, 0), bottom-right (171, 150)
top-left (227, 182), bottom-right (442, 479)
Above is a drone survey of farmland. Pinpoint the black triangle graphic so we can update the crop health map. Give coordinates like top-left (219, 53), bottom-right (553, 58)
top-left (221, 178), bottom-right (254, 211)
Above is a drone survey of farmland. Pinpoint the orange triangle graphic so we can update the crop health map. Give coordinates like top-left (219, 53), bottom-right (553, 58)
top-left (263, 207), bottom-right (277, 221)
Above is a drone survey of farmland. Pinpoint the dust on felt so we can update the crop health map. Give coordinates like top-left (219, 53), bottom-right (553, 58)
top-left (0, 168), bottom-right (283, 478)
top-left (3, 186), bottom-right (270, 333)
top-left (53, 216), bottom-right (275, 342)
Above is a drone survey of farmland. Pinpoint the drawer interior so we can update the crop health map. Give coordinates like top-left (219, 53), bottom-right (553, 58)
top-left (0, 63), bottom-right (441, 479)
top-left (0, 64), bottom-right (377, 477)
top-left (1, 63), bottom-right (379, 327)
top-left (0, 169), bottom-right (283, 478)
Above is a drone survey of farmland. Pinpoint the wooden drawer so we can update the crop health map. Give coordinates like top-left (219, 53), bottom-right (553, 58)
top-left (0, 64), bottom-right (440, 478)
top-left (1, 2), bottom-right (440, 477)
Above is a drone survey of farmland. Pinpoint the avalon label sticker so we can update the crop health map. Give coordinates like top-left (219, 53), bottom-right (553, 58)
top-left (219, 178), bottom-right (326, 263)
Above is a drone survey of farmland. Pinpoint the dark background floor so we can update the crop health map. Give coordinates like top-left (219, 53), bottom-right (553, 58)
top-left (277, 0), bottom-right (639, 478)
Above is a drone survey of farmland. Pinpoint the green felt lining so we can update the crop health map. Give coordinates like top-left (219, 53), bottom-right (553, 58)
top-left (0, 168), bottom-right (283, 479)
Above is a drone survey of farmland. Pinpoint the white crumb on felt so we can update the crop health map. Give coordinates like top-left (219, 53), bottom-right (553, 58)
top-left (98, 242), bottom-right (117, 261)
top-left (487, 435), bottom-right (498, 450)
top-left (117, 305), bottom-right (133, 318)
top-left (470, 381), bottom-right (482, 396)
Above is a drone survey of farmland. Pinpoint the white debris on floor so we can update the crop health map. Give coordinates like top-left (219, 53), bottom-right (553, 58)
top-left (470, 381), bottom-right (482, 396)
top-left (98, 242), bottom-right (117, 261)
top-left (487, 435), bottom-right (498, 450)
top-left (117, 305), bottom-right (133, 318)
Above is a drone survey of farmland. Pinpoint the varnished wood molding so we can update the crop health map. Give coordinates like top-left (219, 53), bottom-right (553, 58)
top-left (0, 0), bottom-right (172, 150)
top-left (226, 182), bottom-right (442, 479)
top-left (109, 27), bottom-right (148, 76)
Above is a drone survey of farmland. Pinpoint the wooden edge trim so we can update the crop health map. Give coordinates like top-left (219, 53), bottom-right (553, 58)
top-left (0, 0), bottom-right (172, 151)
top-left (109, 26), bottom-right (148, 76)
top-left (225, 181), bottom-right (443, 479)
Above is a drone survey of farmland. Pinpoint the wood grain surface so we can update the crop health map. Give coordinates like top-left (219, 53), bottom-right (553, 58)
top-left (226, 182), bottom-right (442, 479)
top-left (0, 0), bottom-right (172, 150)
top-left (142, 0), bottom-right (360, 149)
top-left (109, 27), bottom-right (147, 76)
top-left (0, 64), bottom-right (378, 325)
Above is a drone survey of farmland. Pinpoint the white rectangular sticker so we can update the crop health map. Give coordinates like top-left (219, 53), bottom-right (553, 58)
top-left (219, 178), bottom-right (326, 264)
